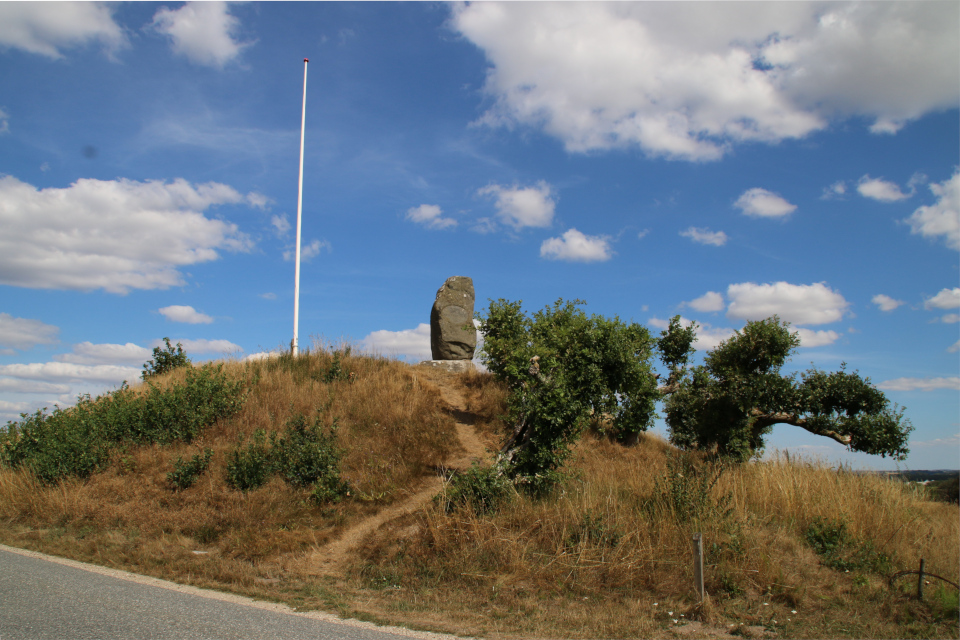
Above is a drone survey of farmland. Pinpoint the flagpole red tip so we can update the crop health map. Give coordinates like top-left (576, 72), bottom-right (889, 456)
top-left (304, 58), bottom-right (309, 62)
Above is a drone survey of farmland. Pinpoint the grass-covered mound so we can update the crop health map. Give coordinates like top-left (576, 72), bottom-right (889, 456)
top-left (0, 348), bottom-right (956, 639)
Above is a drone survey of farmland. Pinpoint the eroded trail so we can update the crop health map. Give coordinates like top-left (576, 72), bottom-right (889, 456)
top-left (305, 367), bottom-right (488, 575)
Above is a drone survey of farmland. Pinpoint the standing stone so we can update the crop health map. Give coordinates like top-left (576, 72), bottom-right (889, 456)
top-left (430, 276), bottom-right (476, 360)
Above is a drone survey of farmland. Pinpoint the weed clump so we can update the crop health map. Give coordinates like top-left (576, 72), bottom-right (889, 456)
top-left (439, 463), bottom-right (515, 515)
top-left (805, 516), bottom-right (891, 573)
top-left (167, 448), bottom-right (213, 491)
top-left (225, 413), bottom-right (349, 505)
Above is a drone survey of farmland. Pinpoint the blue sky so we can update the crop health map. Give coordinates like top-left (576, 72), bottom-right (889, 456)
top-left (0, 1), bottom-right (957, 470)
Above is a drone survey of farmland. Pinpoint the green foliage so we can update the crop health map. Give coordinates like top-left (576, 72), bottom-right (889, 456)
top-left (439, 463), bottom-right (516, 515)
top-left (928, 475), bottom-right (960, 504)
top-left (167, 448), bottom-right (213, 491)
top-left (320, 350), bottom-right (352, 383)
top-left (804, 517), bottom-right (891, 573)
top-left (142, 337), bottom-right (191, 379)
top-left (272, 413), bottom-right (349, 503)
top-left (225, 414), bottom-right (349, 503)
top-left (225, 429), bottom-right (272, 491)
top-left (663, 316), bottom-right (912, 462)
top-left (566, 509), bottom-right (622, 548)
top-left (477, 298), bottom-right (658, 485)
top-left (647, 453), bottom-right (732, 524)
top-left (0, 364), bottom-right (245, 484)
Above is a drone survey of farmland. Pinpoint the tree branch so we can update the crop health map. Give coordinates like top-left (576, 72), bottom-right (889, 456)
top-left (748, 409), bottom-right (853, 446)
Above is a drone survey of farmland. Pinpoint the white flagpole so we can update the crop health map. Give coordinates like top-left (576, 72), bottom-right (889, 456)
top-left (293, 57), bottom-right (308, 356)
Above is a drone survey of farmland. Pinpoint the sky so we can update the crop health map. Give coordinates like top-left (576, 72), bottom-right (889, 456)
top-left (0, 1), bottom-right (957, 471)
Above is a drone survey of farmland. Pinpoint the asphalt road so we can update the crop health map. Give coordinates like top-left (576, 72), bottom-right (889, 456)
top-left (0, 544), bottom-right (461, 640)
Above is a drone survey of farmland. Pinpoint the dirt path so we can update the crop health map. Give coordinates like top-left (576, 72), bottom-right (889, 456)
top-left (305, 367), bottom-right (488, 575)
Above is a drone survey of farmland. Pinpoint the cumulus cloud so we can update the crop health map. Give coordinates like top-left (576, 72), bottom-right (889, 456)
top-left (648, 316), bottom-right (734, 351)
top-left (0, 108), bottom-right (9, 135)
top-left (726, 281), bottom-right (849, 326)
top-left (0, 379), bottom-right (71, 395)
top-left (940, 314), bottom-right (960, 324)
top-left (872, 294), bottom-right (904, 312)
top-left (450, 3), bottom-right (958, 161)
top-left (924, 287), bottom-right (960, 310)
top-left (54, 342), bottom-right (151, 366)
top-left (150, 1), bottom-right (252, 68)
top-left (283, 238), bottom-right (330, 262)
top-left (0, 313), bottom-right (58, 353)
top-left (478, 182), bottom-right (555, 230)
top-left (0, 175), bottom-right (257, 294)
top-left (168, 338), bottom-right (242, 355)
top-left (406, 204), bottom-right (457, 230)
top-left (856, 176), bottom-right (911, 202)
top-left (540, 229), bottom-right (613, 263)
top-left (0, 2), bottom-right (126, 59)
top-left (158, 305), bottom-right (214, 325)
top-left (949, 340), bottom-right (960, 354)
top-left (680, 227), bottom-right (728, 246)
top-left (905, 171), bottom-right (959, 251)
top-left (687, 291), bottom-right (725, 313)
top-left (734, 188), bottom-right (797, 218)
top-left (878, 377), bottom-right (960, 392)
top-left (361, 324), bottom-right (432, 361)
top-left (0, 362), bottom-right (141, 384)
top-left (795, 328), bottom-right (840, 347)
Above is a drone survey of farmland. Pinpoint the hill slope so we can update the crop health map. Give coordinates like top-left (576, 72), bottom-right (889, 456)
top-left (0, 350), bottom-right (957, 639)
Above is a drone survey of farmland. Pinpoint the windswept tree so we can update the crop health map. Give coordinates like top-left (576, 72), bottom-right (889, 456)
top-left (659, 315), bottom-right (912, 462)
top-left (477, 298), bottom-right (659, 487)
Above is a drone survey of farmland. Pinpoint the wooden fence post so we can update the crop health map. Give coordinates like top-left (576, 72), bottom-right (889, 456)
top-left (692, 532), bottom-right (705, 602)
top-left (917, 558), bottom-right (925, 601)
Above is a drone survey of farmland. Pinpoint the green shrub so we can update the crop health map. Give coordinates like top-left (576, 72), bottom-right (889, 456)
top-left (0, 364), bottom-right (245, 485)
top-left (142, 337), bottom-right (191, 379)
top-left (272, 414), bottom-right (349, 502)
top-left (167, 448), bottom-right (213, 491)
top-left (646, 452), bottom-right (731, 524)
top-left (804, 517), bottom-right (891, 573)
top-left (567, 509), bottom-right (622, 548)
top-left (439, 462), bottom-right (516, 515)
top-left (225, 430), bottom-right (272, 492)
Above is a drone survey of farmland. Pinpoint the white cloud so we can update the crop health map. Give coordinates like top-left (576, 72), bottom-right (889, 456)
top-left (0, 108), bottom-right (8, 134)
top-left (648, 316), bottom-right (734, 351)
top-left (0, 2), bottom-right (126, 59)
top-left (910, 433), bottom-right (960, 449)
top-left (0, 313), bottom-right (59, 352)
top-left (924, 287), bottom-right (960, 310)
top-left (167, 338), bottom-right (242, 355)
top-left (271, 214), bottom-right (290, 236)
top-left (150, 1), bottom-right (252, 69)
top-left (158, 305), bottom-right (214, 325)
top-left (821, 181), bottom-right (847, 200)
top-left (283, 239), bottom-right (330, 262)
top-left (406, 204), bottom-right (457, 230)
top-left (0, 175), bottom-right (256, 294)
top-left (361, 324), bottom-right (432, 361)
top-left (856, 176), bottom-right (911, 202)
top-left (726, 281), bottom-right (849, 326)
top-left (0, 362), bottom-right (141, 384)
top-left (687, 291), bottom-right (725, 313)
top-left (54, 342), bottom-right (151, 366)
top-left (734, 188), bottom-right (797, 218)
top-left (795, 328), bottom-right (840, 347)
top-left (0, 379), bottom-right (71, 395)
top-left (905, 171), bottom-right (959, 251)
top-left (451, 3), bottom-right (957, 161)
top-left (680, 227), bottom-right (727, 246)
top-left (872, 294), bottom-right (904, 312)
top-left (478, 182), bottom-right (555, 230)
top-left (878, 377), bottom-right (960, 392)
top-left (949, 340), bottom-right (960, 354)
top-left (540, 229), bottom-right (613, 263)
top-left (940, 314), bottom-right (960, 324)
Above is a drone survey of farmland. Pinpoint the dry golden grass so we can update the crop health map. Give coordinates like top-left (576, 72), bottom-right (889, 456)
top-left (1, 355), bottom-right (957, 639)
